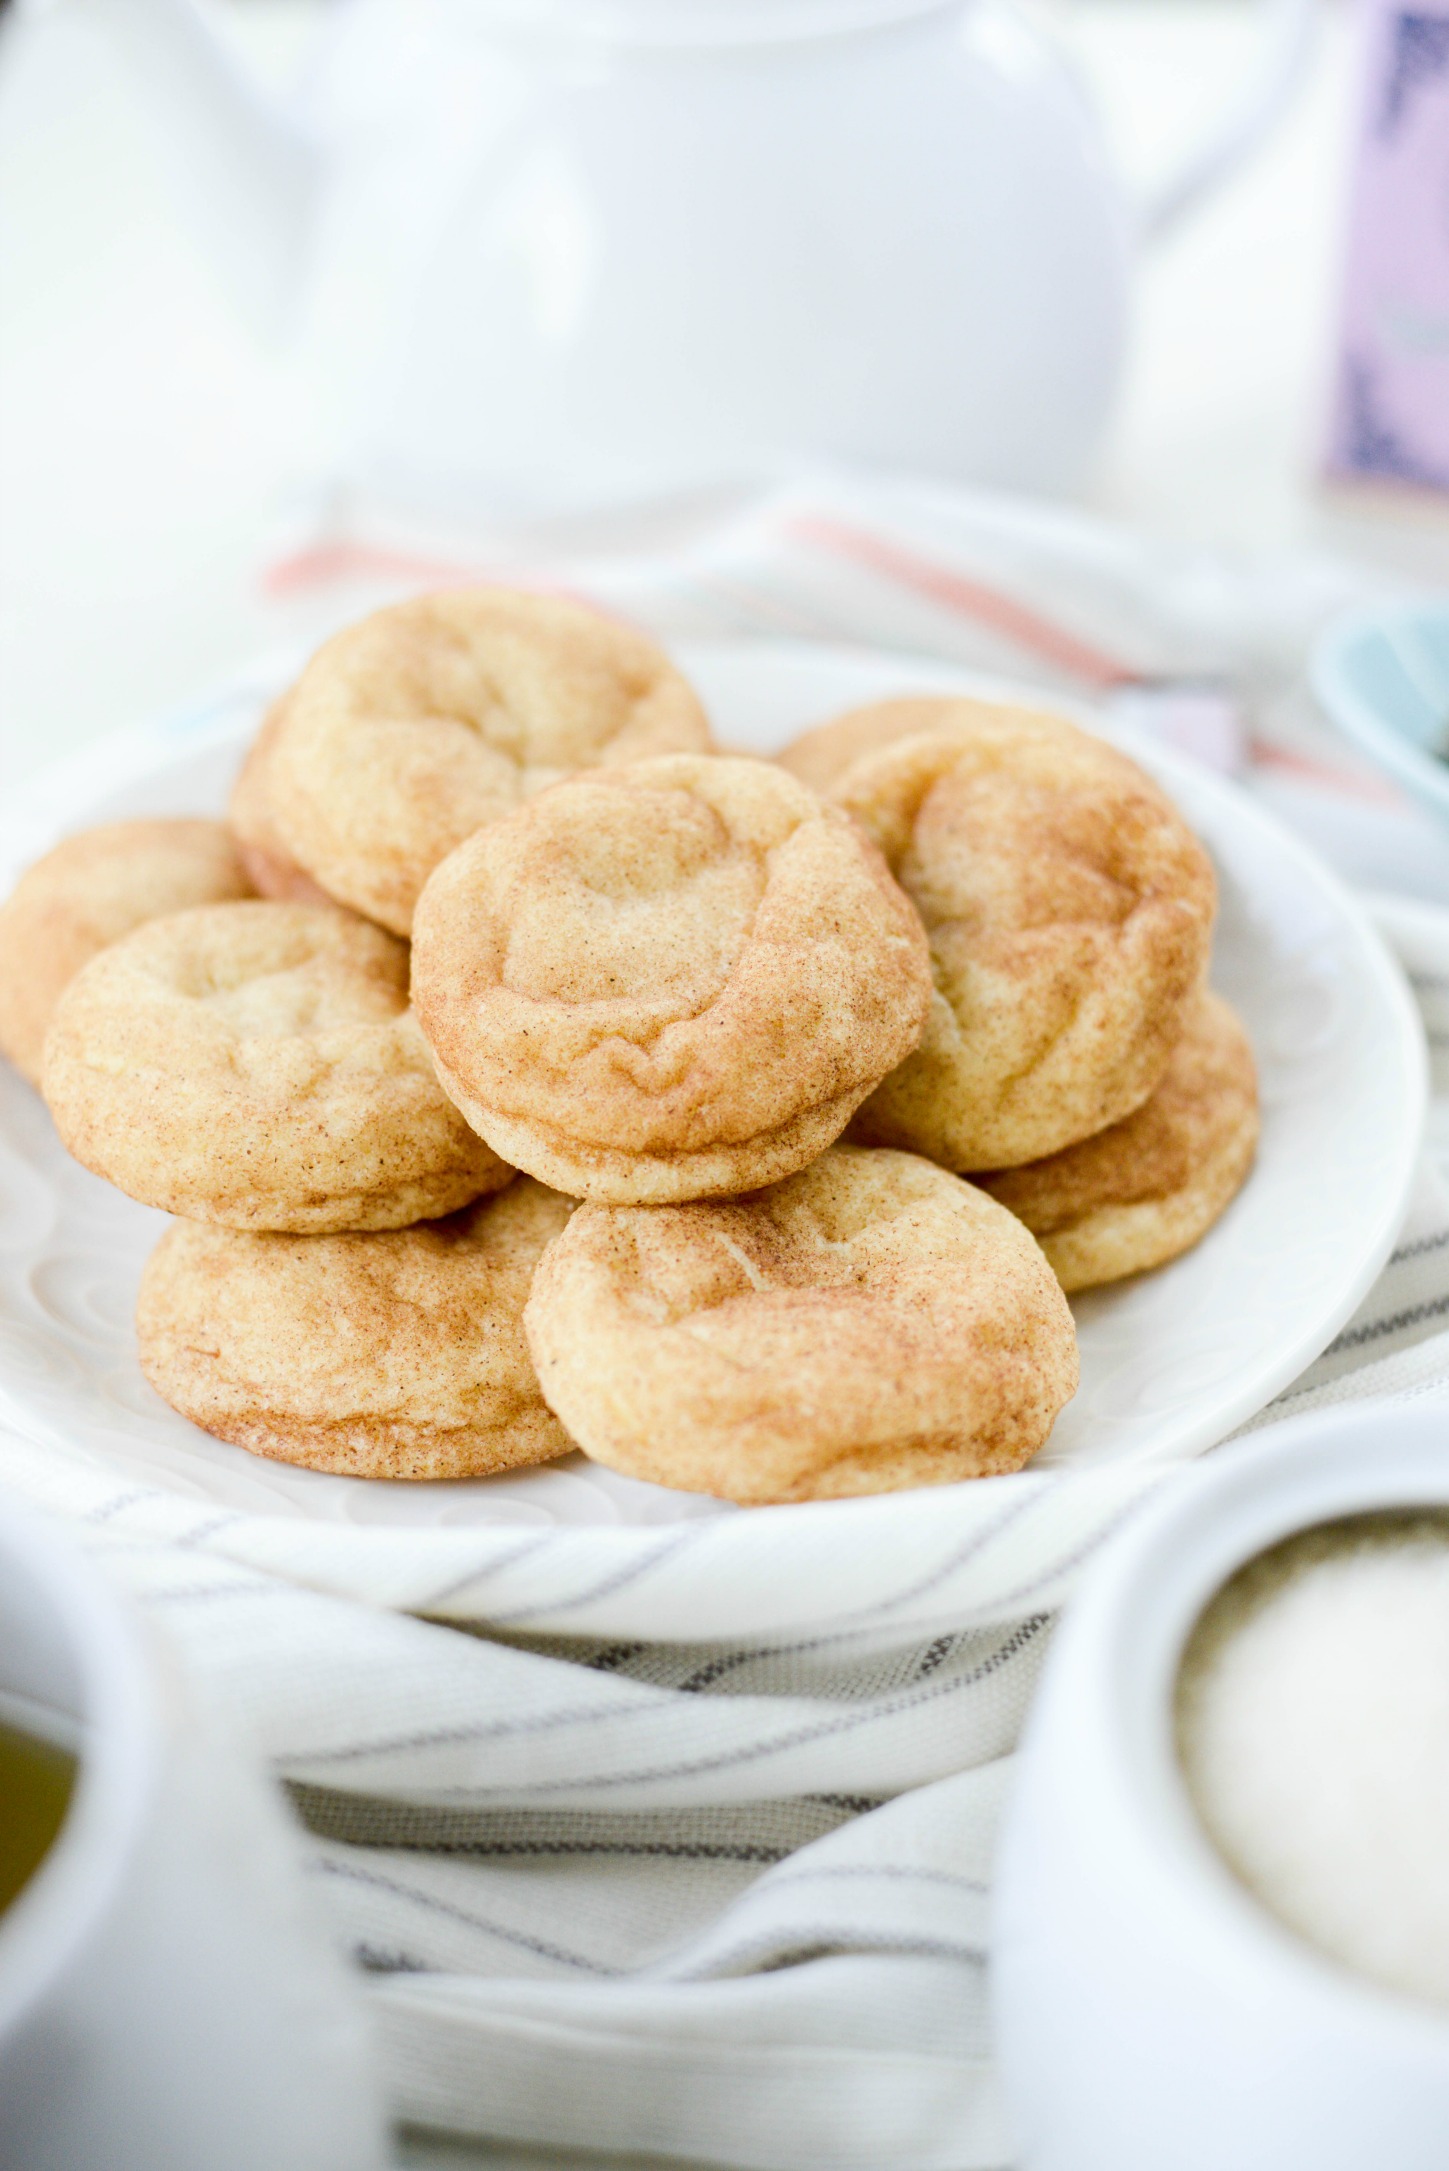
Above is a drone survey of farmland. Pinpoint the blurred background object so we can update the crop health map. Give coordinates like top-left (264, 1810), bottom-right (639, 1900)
top-left (0, 1498), bottom-right (387, 2171)
top-left (1312, 600), bottom-right (1449, 824)
top-left (1324, 0), bottom-right (1449, 493)
top-left (63, 0), bottom-right (1316, 518)
top-left (0, 0), bottom-right (1444, 792)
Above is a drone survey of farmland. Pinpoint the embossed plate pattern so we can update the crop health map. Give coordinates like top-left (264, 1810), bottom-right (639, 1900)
top-left (0, 642), bottom-right (1426, 1526)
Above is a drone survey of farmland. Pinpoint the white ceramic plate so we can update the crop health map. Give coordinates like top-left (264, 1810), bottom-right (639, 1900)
top-left (0, 642), bottom-right (1426, 1528)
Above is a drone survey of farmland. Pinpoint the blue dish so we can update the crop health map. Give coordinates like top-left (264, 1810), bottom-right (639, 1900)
top-left (1312, 600), bottom-right (1449, 825)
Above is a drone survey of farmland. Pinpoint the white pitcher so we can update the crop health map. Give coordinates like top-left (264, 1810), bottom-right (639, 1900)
top-left (85, 0), bottom-right (1317, 513)
top-left (0, 1502), bottom-right (386, 2170)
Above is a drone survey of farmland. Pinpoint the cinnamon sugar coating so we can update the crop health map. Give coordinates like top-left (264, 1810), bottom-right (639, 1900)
top-left (524, 1143), bottom-right (1078, 1503)
top-left (262, 589), bottom-right (713, 934)
top-left (138, 1179), bottom-right (574, 1479)
top-left (976, 991), bottom-right (1258, 1290)
top-left (777, 693), bottom-right (1064, 795)
top-left (833, 706), bottom-right (1217, 1169)
top-left (42, 900), bottom-right (510, 1231)
top-left (411, 755), bottom-right (934, 1204)
top-left (0, 819), bottom-right (254, 1086)
top-left (228, 702), bottom-right (336, 908)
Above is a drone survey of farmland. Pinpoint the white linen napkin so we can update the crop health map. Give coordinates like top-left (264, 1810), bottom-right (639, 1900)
top-left (2, 477), bottom-right (1447, 2171)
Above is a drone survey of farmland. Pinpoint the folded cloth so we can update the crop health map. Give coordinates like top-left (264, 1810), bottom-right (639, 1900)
top-left (3, 479), bottom-right (1448, 2171)
top-left (260, 468), bottom-right (1449, 907)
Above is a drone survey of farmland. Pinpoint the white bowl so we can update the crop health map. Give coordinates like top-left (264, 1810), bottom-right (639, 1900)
top-left (0, 1503), bottom-right (387, 2170)
top-left (992, 1400), bottom-right (1449, 2171)
top-left (1311, 601), bottom-right (1449, 830)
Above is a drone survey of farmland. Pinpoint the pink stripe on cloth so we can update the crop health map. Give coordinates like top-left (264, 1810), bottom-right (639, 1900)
top-left (1247, 735), bottom-right (1410, 808)
top-left (264, 542), bottom-right (491, 595)
top-left (785, 512), bottom-right (1139, 691)
top-left (251, 482), bottom-right (1417, 817)
top-left (260, 542), bottom-right (652, 636)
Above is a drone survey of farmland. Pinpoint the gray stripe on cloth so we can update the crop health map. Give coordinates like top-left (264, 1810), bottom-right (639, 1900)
top-left (297, 1692), bottom-right (686, 1770)
top-left (176, 1512), bottom-right (246, 1549)
top-left (1326, 1291), bottom-right (1449, 1356)
top-left (414, 1536), bottom-right (561, 1613)
top-left (505, 1614), bottom-right (1017, 1696)
top-left (727, 1932), bottom-right (984, 1968)
top-left (147, 1577), bottom-right (289, 1607)
top-left (85, 1487), bottom-right (154, 1525)
top-left (314, 1859), bottom-right (621, 1977)
top-left (955, 1493), bottom-right (1150, 1616)
top-left (822, 1490), bottom-right (1046, 1625)
top-left (421, 1529), bottom-right (710, 1628)
top-left (758, 1866), bottom-right (988, 1896)
top-left (290, 1788), bottom-right (863, 1864)
top-left (357, 1946), bottom-right (432, 1977)
top-left (1390, 1228), bottom-right (1449, 1266)
top-left (388, 1618), bottom-right (1048, 1800)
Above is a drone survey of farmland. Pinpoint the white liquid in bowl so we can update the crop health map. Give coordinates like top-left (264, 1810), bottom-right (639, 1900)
top-left (1176, 1512), bottom-right (1449, 2010)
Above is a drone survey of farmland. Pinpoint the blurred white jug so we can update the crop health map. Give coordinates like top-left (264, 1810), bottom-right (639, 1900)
top-left (0, 1501), bottom-right (386, 2171)
top-left (88, 0), bottom-right (1316, 512)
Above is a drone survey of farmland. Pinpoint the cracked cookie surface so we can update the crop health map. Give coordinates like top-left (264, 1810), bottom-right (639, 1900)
top-left (262, 589), bottom-right (713, 934)
top-left (833, 706), bottom-right (1217, 1169)
top-left (0, 819), bottom-right (255, 1087)
top-left (228, 701), bottom-right (336, 908)
top-left (776, 693), bottom-right (1063, 795)
top-left (139, 1178), bottom-right (574, 1478)
top-left (412, 755), bottom-right (934, 1204)
top-left (42, 900), bottom-right (510, 1230)
top-left (976, 991), bottom-right (1258, 1290)
top-left (524, 1143), bottom-right (1077, 1502)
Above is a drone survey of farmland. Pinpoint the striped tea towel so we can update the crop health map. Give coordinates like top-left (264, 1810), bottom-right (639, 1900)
top-left (2, 477), bottom-right (1448, 2171)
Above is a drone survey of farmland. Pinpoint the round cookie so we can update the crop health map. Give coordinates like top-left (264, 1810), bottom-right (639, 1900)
top-left (138, 1179), bottom-right (575, 1479)
top-left (524, 1143), bottom-right (1078, 1504)
top-left (776, 694), bottom-right (1062, 796)
top-left (833, 709), bottom-right (1216, 1169)
top-left (0, 819), bottom-right (254, 1087)
top-left (412, 754), bottom-right (934, 1205)
top-left (975, 991), bottom-right (1258, 1291)
top-left (263, 589), bottom-right (714, 934)
top-left (43, 900), bottom-right (510, 1232)
top-left (228, 701), bottom-right (336, 909)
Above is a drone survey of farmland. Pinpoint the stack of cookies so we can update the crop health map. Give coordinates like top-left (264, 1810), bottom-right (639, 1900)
top-left (0, 591), bottom-right (1257, 1505)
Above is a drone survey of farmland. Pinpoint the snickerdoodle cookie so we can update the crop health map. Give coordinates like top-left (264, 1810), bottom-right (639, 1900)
top-left (524, 1143), bottom-right (1077, 1503)
top-left (976, 991), bottom-right (1258, 1291)
top-left (412, 755), bottom-right (934, 1205)
top-left (138, 1179), bottom-right (574, 1479)
top-left (833, 708), bottom-right (1216, 1169)
top-left (261, 589), bottom-right (713, 934)
top-left (43, 900), bottom-right (510, 1231)
top-left (228, 702), bottom-right (335, 908)
top-left (776, 694), bottom-right (1062, 795)
top-left (0, 819), bottom-right (254, 1088)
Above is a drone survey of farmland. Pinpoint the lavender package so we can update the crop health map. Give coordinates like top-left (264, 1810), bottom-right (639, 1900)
top-left (1327, 0), bottom-right (1449, 494)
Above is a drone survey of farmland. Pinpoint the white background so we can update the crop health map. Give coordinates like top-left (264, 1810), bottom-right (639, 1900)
top-left (0, 0), bottom-right (1447, 792)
